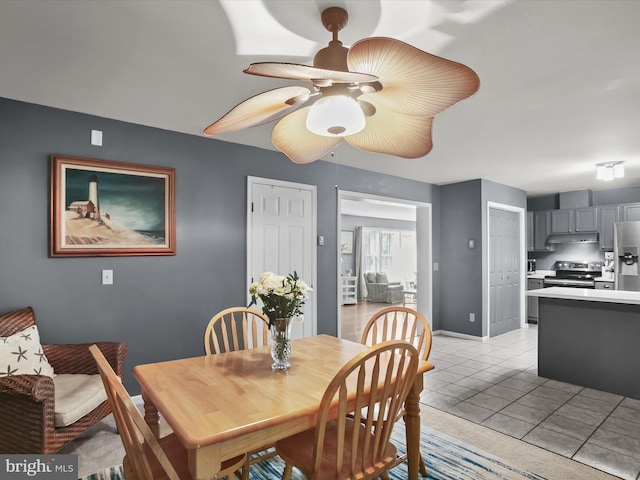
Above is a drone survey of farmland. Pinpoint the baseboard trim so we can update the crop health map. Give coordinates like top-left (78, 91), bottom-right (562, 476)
top-left (433, 329), bottom-right (488, 342)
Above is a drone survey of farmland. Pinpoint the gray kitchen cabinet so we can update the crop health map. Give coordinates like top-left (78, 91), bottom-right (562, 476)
top-left (598, 205), bottom-right (619, 251)
top-left (527, 212), bottom-right (534, 251)
top-left (527, 278), bottom-right (544, 323)
top-left (575, 207), bottom-right (599, 232)
top-left (533, 211), bottom-right (551, 250)
top-left (620, 203), bottom-right (640, 221)
top-left (550, 207), bottom-right (598, 233)
top-left (550, 209), bottom-right (573, 233)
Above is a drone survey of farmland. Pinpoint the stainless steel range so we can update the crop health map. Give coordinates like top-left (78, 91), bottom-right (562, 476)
top-left (543, 260), bottom-right (603, 288)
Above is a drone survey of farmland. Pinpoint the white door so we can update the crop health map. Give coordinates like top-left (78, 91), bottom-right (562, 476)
top-left (489, 207), bottom-right (521, 336)
top-left (248, 177), bottom-right (317, 339)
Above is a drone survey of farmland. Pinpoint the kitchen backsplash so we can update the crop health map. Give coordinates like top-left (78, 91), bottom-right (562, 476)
top-left (528, 243), bottom-right (605, 270)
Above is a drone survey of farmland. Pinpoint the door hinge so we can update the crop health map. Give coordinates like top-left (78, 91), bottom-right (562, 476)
top-left (251, 202), bottom-right (254, 212)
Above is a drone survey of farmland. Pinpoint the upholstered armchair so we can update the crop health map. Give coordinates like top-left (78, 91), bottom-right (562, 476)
top-left (0, 306), bottom-right (128, 454)
top-left (364, 272), bottom-right (404, 304)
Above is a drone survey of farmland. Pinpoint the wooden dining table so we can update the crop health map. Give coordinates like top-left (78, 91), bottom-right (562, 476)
top-left (133, 334), bottom-right (434, 480)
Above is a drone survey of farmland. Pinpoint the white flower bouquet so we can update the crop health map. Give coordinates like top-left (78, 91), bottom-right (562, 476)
top-left (249, 271), bottom-right (312, 323)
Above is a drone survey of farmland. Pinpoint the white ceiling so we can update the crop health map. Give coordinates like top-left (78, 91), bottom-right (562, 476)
top-left (1, 0), bottom-right (639, 197)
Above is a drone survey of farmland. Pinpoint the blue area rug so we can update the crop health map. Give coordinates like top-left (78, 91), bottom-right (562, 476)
top-left (79, 424), bottom-right (548, 479)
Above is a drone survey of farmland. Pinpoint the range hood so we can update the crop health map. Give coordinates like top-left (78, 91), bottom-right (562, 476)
top-left (546, 232), bottom-right (599, 244)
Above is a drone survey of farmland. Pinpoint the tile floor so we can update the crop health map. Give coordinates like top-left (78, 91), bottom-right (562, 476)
top-left (421, 325), bottom-right (640, 480)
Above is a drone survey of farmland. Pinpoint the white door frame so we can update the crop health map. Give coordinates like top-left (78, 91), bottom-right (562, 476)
top-left (337, 189), bottom-right (433, 334)
top-left (485, 202), bottom-right (526, 338)
top-left (247, 176), bottom-right (318, 336)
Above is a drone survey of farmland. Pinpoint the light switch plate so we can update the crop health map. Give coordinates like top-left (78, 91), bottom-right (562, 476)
top-left (91, 129), bottom-right (103, 146)
top-left (101, 269), bottom-right (113, 285)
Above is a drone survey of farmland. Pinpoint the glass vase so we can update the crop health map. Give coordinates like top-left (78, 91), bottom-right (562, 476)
top-left (270, 317), bottom-right (292, 370)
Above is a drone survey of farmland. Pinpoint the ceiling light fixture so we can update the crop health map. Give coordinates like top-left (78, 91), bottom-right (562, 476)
top-left (596, 161), bottom-right (625, 181)
top-left (204, 7), bottom-right (479, 164)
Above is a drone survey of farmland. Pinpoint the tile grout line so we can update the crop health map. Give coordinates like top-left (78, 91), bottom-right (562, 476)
top-left (571, 395), bottom-right (640, 469)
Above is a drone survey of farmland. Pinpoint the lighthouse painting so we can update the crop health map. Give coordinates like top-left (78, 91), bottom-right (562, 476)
top-left (50, 155), bottom-right (176, 257)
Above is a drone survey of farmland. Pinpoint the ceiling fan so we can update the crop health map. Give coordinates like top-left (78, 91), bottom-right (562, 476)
top-left (204, 6), bottom-right (480, 164)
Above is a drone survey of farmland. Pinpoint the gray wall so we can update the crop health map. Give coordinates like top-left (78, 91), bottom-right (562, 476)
top-left (439, 179), bottom-right (527, 337)
top-left (440, 180), bottom-right (483, 336)
top-left (0, 97), bottom-right (440, 394)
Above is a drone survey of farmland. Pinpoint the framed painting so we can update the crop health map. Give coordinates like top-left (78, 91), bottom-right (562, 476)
top-left (340, 230), bottom-right (354, 254)
top-left (50, 155), bottom-right (176, 257)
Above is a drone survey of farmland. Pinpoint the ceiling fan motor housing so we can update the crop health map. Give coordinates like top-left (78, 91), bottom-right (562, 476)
top-left (314, 7), bottom-right (350, 72)
top-left (313, 41), bottom-right (349, 72)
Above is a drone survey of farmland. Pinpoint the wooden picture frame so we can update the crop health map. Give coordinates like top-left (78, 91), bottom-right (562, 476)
top-left (50, 155), bottom-right (176, 257)
top-left (340, 230), bottom-right (354, 254)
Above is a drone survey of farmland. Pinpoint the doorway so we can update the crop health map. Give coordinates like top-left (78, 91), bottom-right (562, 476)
top-left (337, 190), bottom-right (432, 340)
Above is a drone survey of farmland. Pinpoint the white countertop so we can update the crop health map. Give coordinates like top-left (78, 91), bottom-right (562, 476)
top-left (526, 286), bottom-right (640, 305)
top-left (527, 270), bottom-right (554, 280)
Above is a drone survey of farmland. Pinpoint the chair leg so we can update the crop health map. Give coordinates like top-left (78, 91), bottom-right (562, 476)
top-left (282, 463), bottom-right (293, 480)
top-left (419, 455), bottom-right (427, 476)
top-left (241, 457), bottom-right (250, 480)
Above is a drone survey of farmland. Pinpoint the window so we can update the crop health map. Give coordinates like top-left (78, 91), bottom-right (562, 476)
top-left (364, 229), bottom-right (379, 273)
top-left (363, 228), bottom-right (416, 284)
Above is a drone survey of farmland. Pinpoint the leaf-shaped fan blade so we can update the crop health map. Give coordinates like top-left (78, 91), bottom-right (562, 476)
top-left (204, 86), bottom-right (311, 136)
top-left (245, 63), bottom-right (377, 84)
top-left (348, 37), bottom-right (479, 117)
top-left (345, 101), bottom-right (433, 158)
top-left (272, 107), bottom-right (343, 164)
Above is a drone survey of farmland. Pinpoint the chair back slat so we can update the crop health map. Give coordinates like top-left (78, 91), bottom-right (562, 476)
top-left (89, 345), bottom-right (181, 480)
top-left (312, 341), bottom-right (418, 477)
top-left (204, 307), bottom-right (269, 354)
top-left (361, 306), bottom-right (432, 361)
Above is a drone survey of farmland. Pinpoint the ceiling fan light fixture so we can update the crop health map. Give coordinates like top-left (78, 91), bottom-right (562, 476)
top-left (305, 95), bottom-right (365, 137)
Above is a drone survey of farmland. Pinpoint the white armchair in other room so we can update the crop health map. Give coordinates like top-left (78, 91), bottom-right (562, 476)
top-left (364, 272), bottom-right (404, 304)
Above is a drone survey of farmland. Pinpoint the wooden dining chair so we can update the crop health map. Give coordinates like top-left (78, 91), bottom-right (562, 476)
top-left (275, 340), bottom-right (419, 480)
top-left (360, 306), bottom-right (432, 362)
top-left (203, 307), bottom-right (274, 479)
top-left (204, 307), bottom-right (270, 354)
top-left (89, 345), bottom-right (246, 480)
top-left (360, 306), bottom-right (432, 476)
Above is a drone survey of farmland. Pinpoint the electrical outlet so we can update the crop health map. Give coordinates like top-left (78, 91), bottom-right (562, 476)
top-left (469, 313), bottom-right (475, 322)
top-left (102, 269), bottom-right (113, 285)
